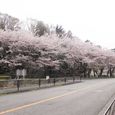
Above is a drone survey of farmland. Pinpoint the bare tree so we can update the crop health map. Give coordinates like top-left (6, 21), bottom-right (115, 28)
top-left (27, 19), bottom-right (49, 37)
top-left (66, 30), bottom-right (73, 38)
top-left (55, 25), bottom-right (65, 37)
top-left (0, 13), bottom-right (19, 31)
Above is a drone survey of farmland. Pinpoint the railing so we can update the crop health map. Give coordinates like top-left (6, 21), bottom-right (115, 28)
top-left (104, 100), bottom-right (115, 115)
top-left (0, 77), bottom-right (81, 94)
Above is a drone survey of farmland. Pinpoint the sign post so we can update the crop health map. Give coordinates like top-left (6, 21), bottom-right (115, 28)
top-left (16, 69), bottom-right (21, 79)
top-left (46, 75), bottom-right (50, 80)
top-left (22, 69), bottom-right (27, 79)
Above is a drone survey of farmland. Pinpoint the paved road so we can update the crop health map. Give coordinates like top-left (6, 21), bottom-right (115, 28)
top-left (0, 79), bottom-right (115, 115)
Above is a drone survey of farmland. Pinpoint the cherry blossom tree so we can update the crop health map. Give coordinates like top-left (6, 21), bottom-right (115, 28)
top-left (0, 22), bottom-right (115, 78)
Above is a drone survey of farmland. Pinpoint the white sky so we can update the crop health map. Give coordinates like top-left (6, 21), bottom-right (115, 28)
top-left (0, 0), bottom-right (115, 49)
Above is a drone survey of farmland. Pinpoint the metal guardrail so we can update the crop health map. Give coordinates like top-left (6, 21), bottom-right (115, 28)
top-left (0, 77), bottom-right (81, 94)
top-left (105, 100), bottom-right (115, 115)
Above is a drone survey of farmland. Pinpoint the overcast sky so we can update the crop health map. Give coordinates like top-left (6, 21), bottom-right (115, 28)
top-left (0, 0), bottom-right (115, 49)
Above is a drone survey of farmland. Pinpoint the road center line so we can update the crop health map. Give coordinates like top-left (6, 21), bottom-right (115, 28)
top-left (0, 85), bottom-right (99, 115)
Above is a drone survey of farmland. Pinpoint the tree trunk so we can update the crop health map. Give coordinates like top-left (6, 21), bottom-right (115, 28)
top-left (110, 67), bottom-right (115, 77)
top-left (87, 68), bottom-right (92, 78)
top-left (99, 68), bottom-right (104, 77)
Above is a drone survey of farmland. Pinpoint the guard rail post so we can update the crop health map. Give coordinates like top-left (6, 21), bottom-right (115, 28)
top-left (64, 77), bottom-right (67, 84)
top-left (73, 77), bottom-right (75, 83)
top-left (54, 78), bottom-right (56, 86)
top-left (17, 79), bottom-right (20, 92)
top-left (38, 79), bottom-right (41, 88)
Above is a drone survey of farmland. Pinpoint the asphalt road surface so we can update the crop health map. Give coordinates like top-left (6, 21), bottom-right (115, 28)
top-left (0, 78), bottom-right (115, 115)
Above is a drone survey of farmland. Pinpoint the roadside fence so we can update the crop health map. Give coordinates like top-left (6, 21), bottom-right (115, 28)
top-left (0, 77), bottom-right (81, 94)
